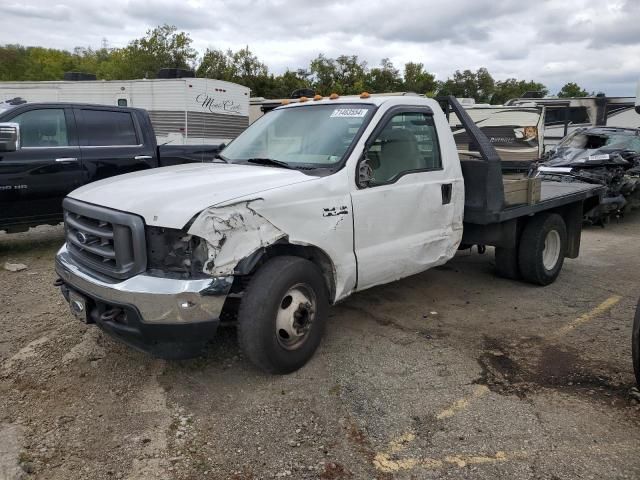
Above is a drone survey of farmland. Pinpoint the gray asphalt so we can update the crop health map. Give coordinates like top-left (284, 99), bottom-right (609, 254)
top-left (1, 212), bottom-right (639, 479)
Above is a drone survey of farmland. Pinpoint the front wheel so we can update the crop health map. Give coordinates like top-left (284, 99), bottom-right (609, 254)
top-left (237, 256), bottom-right (329, 374)
top-left (518, 213), bottom-right (567, 286)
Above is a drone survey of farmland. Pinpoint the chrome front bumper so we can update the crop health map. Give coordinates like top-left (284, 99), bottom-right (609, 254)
top-left (55, 244), bottom-right (232, 325)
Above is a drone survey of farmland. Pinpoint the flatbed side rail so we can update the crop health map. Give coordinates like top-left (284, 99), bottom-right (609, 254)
top-left (437, 96), bottom-right (505, 216)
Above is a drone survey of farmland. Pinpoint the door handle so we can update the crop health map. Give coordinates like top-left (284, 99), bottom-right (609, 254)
top-left (441, 183), bottom-right (452, 205)
top-left (55, 157), bottom-right (78, 163)
top-left (134, 155), bottom-right (153, 161)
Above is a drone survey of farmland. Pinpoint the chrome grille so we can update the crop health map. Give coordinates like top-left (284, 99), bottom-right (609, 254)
top-left (63, 198), bottom-right (147, 280)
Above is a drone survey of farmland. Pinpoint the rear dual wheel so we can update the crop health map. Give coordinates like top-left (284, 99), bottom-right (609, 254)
top-left (495, 213), bottom-right (567, 285)
top-left (518, 213), bottom-right (567, 286)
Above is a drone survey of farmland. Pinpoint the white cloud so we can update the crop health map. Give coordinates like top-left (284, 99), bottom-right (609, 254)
top-left (0, 0), bottom-right (638, 95)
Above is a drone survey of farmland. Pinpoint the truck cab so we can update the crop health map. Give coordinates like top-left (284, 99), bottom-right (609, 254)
top-left (54, 95), bottom-right (602, 374)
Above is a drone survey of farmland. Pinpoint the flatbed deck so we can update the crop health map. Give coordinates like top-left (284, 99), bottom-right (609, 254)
top-left (464, 181), bottom-right (605, 225)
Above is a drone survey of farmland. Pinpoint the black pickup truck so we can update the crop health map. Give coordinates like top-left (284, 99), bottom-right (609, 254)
top-left (0, 102), bottom-right (221, 232)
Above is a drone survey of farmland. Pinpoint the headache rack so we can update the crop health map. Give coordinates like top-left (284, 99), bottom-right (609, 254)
top-left (63, 198), bottom-right (147, 280)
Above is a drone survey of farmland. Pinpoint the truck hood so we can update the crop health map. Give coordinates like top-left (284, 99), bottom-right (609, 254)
top-left (68, 163), bottom-right (317, 228)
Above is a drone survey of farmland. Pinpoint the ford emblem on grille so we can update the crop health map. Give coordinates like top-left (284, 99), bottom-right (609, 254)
top-left (76, 231), bottom-right (89, 244)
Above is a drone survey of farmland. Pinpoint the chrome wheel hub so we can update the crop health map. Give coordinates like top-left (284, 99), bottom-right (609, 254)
top-left (542, 230), bottom-right (561, 271)
top-left (275, 284), bottom-right (316, 350)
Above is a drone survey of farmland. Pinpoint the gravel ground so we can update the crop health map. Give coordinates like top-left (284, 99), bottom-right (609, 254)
top-left (1, 213), bottom-right (639, 480)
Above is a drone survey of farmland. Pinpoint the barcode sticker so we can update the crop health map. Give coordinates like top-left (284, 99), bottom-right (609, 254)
top-left (588, 154), bottom-right (610, 161)
top-left (330, 109), bottom-right (368, 118)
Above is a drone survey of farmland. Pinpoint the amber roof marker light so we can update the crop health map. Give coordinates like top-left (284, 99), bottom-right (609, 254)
top-left (313, 94), bottom-right (323, 101)
top-left (329, 93), bottom-right (339, 100)
top-left (360, 92), bottom-right (371, 99)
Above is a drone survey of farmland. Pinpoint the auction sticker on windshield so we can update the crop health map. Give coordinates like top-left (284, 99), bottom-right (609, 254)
top-left (330, 108), bottom-right (369, 118)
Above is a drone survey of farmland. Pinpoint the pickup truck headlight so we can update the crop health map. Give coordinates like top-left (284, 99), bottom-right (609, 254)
top-left (146, 226), bottom-right (209, 279)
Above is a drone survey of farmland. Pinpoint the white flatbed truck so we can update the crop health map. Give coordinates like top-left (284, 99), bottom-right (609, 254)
top-left (55, 95), bottom-right (603, 373)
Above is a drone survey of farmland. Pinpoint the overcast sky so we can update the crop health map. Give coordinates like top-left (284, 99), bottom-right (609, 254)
top-left (3, 0), bottom-right (640, 96)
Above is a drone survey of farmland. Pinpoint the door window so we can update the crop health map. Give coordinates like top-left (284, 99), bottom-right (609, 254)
top-left (366, 112), bottom-right (441, 185)
top-left (80, 109), bottom-right (138, 146)
top-left (12, 109), bottom-right (69, 147)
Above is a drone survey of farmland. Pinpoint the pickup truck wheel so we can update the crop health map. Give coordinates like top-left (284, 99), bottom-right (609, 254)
top-left (495, 247), bottom-right (520, 280)
top-left (518, 213), bottom-right (567, 286)
top-left (237, 256), bottom-right (329, 374)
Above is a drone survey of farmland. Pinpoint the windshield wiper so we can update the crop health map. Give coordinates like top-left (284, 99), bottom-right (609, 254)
top-left (214, 153), bottom-right (229, 163)
top-left (245, 157), bottom-right (294, 169)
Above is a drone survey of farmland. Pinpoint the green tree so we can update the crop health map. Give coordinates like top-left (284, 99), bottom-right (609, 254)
top-left (309, 54), bottom-right (368, 95)
top-left (557, 82), bottom-right (589, 98)
top-left (269, 70), bottom-right (311, 98)
top-left (196, 48), bottom-right (235, 81)
top-left (491, 78), bottom-right (548, 104)
top-left (402, 62), bottom-right (437, 96)
top-left (197, 46), bottom-right (278, 97)
top-left (114, 24), bottom-right (197, 79)
top-left (309, 54), bottom-right (337, 95)
top-left (0, 45), bottom-right (31, 81)
top-left (437, 68), bottom-right (496, 103)
top-left (366, 58), bottom-right (401, 93)
top-left (230, 46), bottom-right (268, 79)
top-left (333, 55), bottom-right (367, 94)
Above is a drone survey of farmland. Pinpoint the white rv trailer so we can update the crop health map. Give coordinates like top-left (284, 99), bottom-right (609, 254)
top-left (506, 96), bottom-right (639, 149)
top-left (447, 104), bottom-right (544, 165)
top-left (0, 78), bottom-right (250, 145)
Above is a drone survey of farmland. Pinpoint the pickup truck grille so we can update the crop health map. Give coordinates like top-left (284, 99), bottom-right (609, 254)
top-left (63, 198), bottom-right (147, 280)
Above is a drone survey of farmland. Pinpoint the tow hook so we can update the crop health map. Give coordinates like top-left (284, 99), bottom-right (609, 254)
top-left (100, 308), bottom-right (124, 323)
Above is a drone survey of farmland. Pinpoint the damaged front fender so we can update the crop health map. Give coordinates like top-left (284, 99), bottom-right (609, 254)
top-left (187, 200), bottom-right (287, 276)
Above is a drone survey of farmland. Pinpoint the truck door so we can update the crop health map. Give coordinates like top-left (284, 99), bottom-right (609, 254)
top-left (0, 106), bottom-right (82, 226)
top-left (351, 108), bottom-right (461, 290)
top-left (74, 107), bottom-right (156, 182)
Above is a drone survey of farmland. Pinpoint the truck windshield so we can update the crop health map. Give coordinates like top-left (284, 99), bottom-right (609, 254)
top-left (222, 103), bottom-right (375, 168)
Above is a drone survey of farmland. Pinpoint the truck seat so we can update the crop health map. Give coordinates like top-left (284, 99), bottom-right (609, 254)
top-left (372, 128), bottom-right (423, 183)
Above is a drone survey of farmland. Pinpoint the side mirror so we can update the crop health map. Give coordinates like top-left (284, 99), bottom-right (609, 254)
top-left (357, 154), bottom-right (374, 188)
top-left (0, 123), bottom-right (20, 152)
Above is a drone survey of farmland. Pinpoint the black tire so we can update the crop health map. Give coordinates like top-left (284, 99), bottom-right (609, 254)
top-left (495, 246), bottom-right (520, 280)
top-left (633, 299), bottom-right (640, 387)
top-left (238, 256), bottom-right (329, 374)
top-left (518, 213), bottom-right (567, 286)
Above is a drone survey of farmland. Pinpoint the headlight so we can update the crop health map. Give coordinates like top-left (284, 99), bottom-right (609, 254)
top-left (146, 226), bottom-right (209, 278)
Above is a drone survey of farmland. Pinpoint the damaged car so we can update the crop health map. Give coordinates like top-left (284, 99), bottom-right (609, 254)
top-left (537, 127), bottom-right (640, 223)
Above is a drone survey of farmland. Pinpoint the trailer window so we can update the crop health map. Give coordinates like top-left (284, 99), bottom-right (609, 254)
top-left (79, 110), bottom-right (138, 146)
top-left (12, 109), bottom-right (69, 148)
top-left (366, 112), bottom-right (441, 185)
top-left (545, 107), bottom-right (590, 126)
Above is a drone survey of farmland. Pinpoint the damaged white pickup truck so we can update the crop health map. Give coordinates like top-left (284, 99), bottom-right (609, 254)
top-left (55, 95), bottom-right (602, 373)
